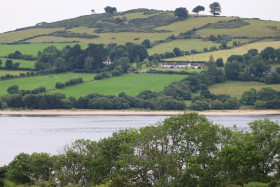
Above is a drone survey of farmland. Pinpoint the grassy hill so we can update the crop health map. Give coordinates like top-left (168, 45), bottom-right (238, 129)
top-left (0, 8), bottom-right (280, 108)
top-left (1, 8), bottom-right (280, 58)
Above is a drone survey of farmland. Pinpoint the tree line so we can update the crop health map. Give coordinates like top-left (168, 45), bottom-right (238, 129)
top-left (34, 43), bottom-right (148, 73)
top-left (1, 113), bottom-right (279, 186)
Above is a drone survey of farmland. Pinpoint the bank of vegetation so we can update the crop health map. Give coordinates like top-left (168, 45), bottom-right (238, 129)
top-left (0, 113), bottom-right (280, 187)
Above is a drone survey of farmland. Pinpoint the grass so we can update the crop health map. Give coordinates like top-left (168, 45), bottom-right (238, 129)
top-left (49, 74), bottom-right (187, 98)
top-left (113, 11), bottom-right (162, 22)
top-left (166, 40), bottom-right (280, 62)
top-left (271, 63), bottom-right (280, 69)
top-left (0, 58), bottom-right (36, 69)
top-left (0, 70), bottom-right (30, 76)
top-left (0, 28), bottom-right (64, 43)
top-left (148, 39), bottom-right (220, 55)
top-left (155, 16), bottom-right (235, 35)
top-left (0, 73), bottom-right (95, 96)
top-left (208, 81), bottom-right (280, 99)
top-left (196, 19), bottom-right (280, 38)
top-left (27, 32), bottom-right (172, 45)
top-left (0, 43), bottom-right (86, 57)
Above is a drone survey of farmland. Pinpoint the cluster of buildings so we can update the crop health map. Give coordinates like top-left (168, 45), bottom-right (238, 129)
top-left (161, 62), bottom-right (203, 69)
top-left (103, 58), bottom-right (203, 70)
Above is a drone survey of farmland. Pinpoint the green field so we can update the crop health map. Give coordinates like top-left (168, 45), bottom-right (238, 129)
top-left (166, 40), bottom-right (280, 62)
top-left (0, 70), bottom-right (30, 76)
top-left (208, 81), bottom-right (280, 99)
top-left (155, 16), bottom-right (235, 35)
top-left (0, 58), bottom-right (36, 69)
top-left (0, 28), bottom-right (64, 43)
top-left (196, 19), bottom-right (280, 38)
top-left (50, 74), bottom-right (186, 98)
top-left (0, 73), bottom-right (94, 96)
top-left (148, 39), bottom-right (220, 55)
top-left (0, 43), bottom-right (87, 57)
top-left (26, 32), bottom-right (172, 45)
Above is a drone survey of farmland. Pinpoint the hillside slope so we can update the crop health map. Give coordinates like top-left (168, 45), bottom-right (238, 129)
top-left (1, 8), bottom-right (280, 58)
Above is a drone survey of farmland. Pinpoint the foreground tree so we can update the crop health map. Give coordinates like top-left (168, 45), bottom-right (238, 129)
top-left (192, 5), bottom-right (205, 16)
top-left (174, 7), bottom-right (189, 20)
top-left (209, 2), bottom-right (222, 16)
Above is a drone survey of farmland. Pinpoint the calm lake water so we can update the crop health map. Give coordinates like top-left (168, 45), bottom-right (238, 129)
top-left (0, 115), bottom-right (279, 166)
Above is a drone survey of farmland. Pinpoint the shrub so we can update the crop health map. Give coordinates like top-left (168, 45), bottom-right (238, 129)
top-left (55, 82), bottom-right (65, 89)
top-left (191, 100), bottom-right (210, 111)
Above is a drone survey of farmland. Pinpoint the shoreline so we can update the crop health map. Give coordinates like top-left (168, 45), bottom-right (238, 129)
top-left (0, 109), bottom-right (280, 116)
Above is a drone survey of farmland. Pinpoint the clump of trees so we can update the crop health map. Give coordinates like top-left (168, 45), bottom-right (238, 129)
top-left (174, 7), bottom-right (189, 20)
top-left (104, 6), bottom-right (117, 14)
top-left (240, 87), bottom-right (280, 109)
top-left (34, 43), bottom-right (148, 73)
top-left (0, 85), bottom-right (186, 110)
top-left (1, 113), bottom-right (280, 186)
top-left (223, 47), bottom-right (280, 83)
top-left (7, 50), bottom-right (36, 60)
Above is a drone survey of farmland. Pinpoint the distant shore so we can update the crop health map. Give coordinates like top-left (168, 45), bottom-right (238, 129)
top-left (0, 109), bottom-right (280, 116)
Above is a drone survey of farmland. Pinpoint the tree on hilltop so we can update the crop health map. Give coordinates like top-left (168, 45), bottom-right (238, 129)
top-left (192, 5), bottom-right (205, 16)
top-left (104, 6), bottom-right (117, 14)
top-left (209, 2), bottom-right (221, 16)
top-left (174, 7), bottom-right (189, 20)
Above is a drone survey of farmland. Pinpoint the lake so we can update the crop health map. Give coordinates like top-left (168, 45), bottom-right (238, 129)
top-left (0, 114), bottom-right (279, 166)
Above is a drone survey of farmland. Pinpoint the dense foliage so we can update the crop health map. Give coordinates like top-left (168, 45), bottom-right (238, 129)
top-left (0, 86), bottom-right (186, 110)
top-left (224, 47), bottom-right (280, 83)
top-left (240, 87), bottom-right (280, 109)
top-left (34, 43), bottom-right (148, 73)
top-left (1, 113), bottom-right (280, 186)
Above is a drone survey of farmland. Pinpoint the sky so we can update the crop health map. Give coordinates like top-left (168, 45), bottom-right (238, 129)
top-left (0, 0), bottom-right (279, 33)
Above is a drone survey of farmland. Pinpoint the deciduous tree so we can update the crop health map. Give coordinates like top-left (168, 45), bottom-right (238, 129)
top-left (209, 2), bottom-right (221, 16)
top-left (192, 5), bottom-right (205, 16)
top-left (174, 7), bottom-right (189, 20)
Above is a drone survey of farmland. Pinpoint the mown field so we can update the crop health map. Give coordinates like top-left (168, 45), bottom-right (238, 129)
top-left (155, 16), bottom-right (235, 35)
top-left (0, 28), bottom-right (64, 43)
top-left (50, 74), bottom-right (187, 98)
top-left (0, 43), bottom-right (86, 57)
top-left (0, 70), bottom-right (30, 76)
top-left (196, 19), bottom-right (280, 38)
top-left (0, 58), bottom-right (36, 69)
top-left (0, 73), bottom-right (94, 96)
top-left (26, 32), bottom-right (172, 45)
top-left (166, 40), bottom-right (280, 62)
top-left (148, 39), bottom-right (220, 55)
top-left (208, 81), bottom-right (280, 99)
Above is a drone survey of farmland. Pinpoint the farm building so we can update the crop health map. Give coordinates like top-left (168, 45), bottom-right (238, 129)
top-left (103, 58), bottom-right (112, 65)
top-left (161, 62), bottom-right (203, 69)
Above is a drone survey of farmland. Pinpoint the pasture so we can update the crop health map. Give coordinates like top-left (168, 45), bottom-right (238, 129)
top-left (26, 32), bottom-right (172, 45)
top-left (0, 58), bottom-right (36, 69)
top-left (50, 74), bottom-right (186, 98)
top-left (0, 73), bottom-right (94, 96)
top-left (0, 28), bottom-right (64, 43)
top-left (155, 16), bottom-right (235, 35)
top-left (0, 70), bottom-right (30, 76)
top-left (208, 81), bottom-right (280, 99)
top-left (196, 19), bottom-right (280, 38)
top-left (148, 39), bottom-right (220, 55)
top-left (0, 43), bottom-right (86, 57)
top-left (165, 40), bottom-right (280, 62)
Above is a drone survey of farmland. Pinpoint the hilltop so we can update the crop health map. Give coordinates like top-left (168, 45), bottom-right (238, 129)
top-left (1, 8), bottom-right (280, 59)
